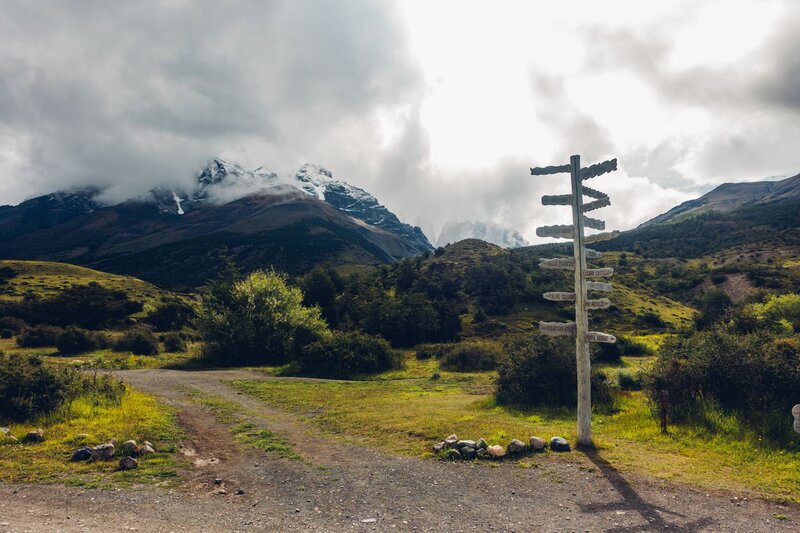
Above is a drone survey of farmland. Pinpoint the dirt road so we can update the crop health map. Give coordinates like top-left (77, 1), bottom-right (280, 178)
top-left (1, 369), bottom-right (797, 532)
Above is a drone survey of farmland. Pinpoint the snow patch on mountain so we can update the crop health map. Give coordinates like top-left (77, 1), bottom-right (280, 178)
top-left (438, 220), bottom-right (530, 249)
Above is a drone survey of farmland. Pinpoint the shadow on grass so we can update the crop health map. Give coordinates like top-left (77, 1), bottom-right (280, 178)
top-left (580, 450), bottom-right (716, 532)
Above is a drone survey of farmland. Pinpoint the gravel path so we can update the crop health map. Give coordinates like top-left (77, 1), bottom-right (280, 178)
top-left (0, 369), bottom-right (797, 532)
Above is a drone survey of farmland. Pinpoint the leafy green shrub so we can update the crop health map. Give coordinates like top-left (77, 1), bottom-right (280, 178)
top-left (198, 270), bottom-right (330, 365)
top-left (593, 335), bottom-right (652, 363)
top-left (645, 329), bottom-right (800, 441)
top-left (495, 336), bottom-right (614, 409)
top-left (162, 332), bottom-right (187, 353)
top-left (115, 327), bottom-right (160, 355)
top-left (144, 299), bottom-right (196, 331)
top-left (55, 326), bottom-right (108, 355)
top-left (440, 339), bottom-right (504, 372)
top-left (0, 329), bottom-right (12, 339)
top-left (17, 325), bottom-right (63, 348)
top-left (415, 343), bottom-right (451, 360)
top-left (296, 331), bottom-right (400, 378)
top-left (0, 316), bottom-right (26, 334)
top-left (617, 370), bottom-right (642, 391)
top-left (0, 353), bottom-right (125, 423)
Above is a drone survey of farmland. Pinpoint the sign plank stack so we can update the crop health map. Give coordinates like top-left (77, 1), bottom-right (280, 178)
top-left (530, 154), bottom-right (619, 446)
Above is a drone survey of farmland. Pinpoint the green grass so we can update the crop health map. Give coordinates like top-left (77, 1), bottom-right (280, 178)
top-left (0, 259), bottom-right (190, 315)
top-left (230, 354), bottom-right (800, 503)
top-left (0, 388), bottom-right (181, 487)
top-left (187, 388), bottom-right (298, 459)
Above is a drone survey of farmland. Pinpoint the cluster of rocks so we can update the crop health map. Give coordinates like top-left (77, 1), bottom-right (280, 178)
top-left (71, 439), bottom-right (155, 471)
top-left (433, 434), bottom-right (571, 460)
top-left (1, 427), bottom-right (46, 445)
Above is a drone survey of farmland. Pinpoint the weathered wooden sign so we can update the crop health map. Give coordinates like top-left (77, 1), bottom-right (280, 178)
top-left (585, 331), bottom-right (617, 343)
top-left (544, 291), bottom-right (576, 302)
top-left (583, 215), bottom-right (605, 230)
top-left (536, 224), bottom-right (574, 239)
top-left (542, 194), bottom-right (572, 206)
top-left (532, 153), bottom-right (619, 447)
top-left (793, 404), bottom-right (800, 434)
top-left (539, 258), bottom-right (574, 270)
top-left (586, 281), bottom-right (612, 292)
top-left (585, 268), bottom-right (614, 278)
top-left (582, 197), bottom-right (611, 212)
top-left (584, 231), bottom-right (620, 244)
top-left (585, 298), bottom-right (611, 310)
top-left (539, 321), bottom-right (577, 336)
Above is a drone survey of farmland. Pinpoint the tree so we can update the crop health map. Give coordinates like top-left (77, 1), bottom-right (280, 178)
top-left (693, 289), bottom-right (733, 330)
top-left (198, 270), bottom-right (330, 364)
top-left (301, 267), bottom-right (339, 327)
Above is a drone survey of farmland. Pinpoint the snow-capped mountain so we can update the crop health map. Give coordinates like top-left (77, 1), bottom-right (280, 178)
top-left (150, 159), bottom-right (432, 252)
top-left (437, 220), bottom-right (530, 249)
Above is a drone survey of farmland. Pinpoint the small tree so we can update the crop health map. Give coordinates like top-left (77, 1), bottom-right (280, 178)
top-left (198, 270), bottom-right (330, 365)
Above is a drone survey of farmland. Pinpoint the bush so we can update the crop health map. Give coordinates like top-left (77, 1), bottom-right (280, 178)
top-left (593, 335), bottom-right (652, 364)
top-left (645, 329), bottom-right (800, 441)
top-left (144, 299), bottom-right (196, 331)
top-left (17, 325), bottom-right (63, 348)
top-left (0, 316), bottom-right (26, 334)
top-left (440, 340), bottom-right (504, 372)
top-left (617, 370), bottom-right (642, 391)
top-left (55, 327), bottom-right (108, 355)
top-left (162, 332), bottom-right (187, 353)
top-left (296, 331), bottom-right (400, 378)
top-left (0, 329), bottom-right (12, 339)
top-left (495, 336), bottom-right (614, 409)
top-left (414, 343), bottom-right (451, 360)
top-left (115, 327), bottom-right (160, 355)
top-left (198, 270), bottom-right (330, 365)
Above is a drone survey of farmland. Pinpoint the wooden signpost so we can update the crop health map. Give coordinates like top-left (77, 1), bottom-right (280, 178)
top-left (531, 154), bottom-right (618, 447)
top-left (793, 404), bottom-right (800, 434)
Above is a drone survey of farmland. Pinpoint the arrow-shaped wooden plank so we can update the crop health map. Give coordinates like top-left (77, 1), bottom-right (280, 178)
top-left (584, 248), bottom-right (603, 259)
top-left (585, 331), bottom-right (617, 343)
top-left (542, 194), bottom-right (572, 206)
top-left (583, 216), bottom-right (605, 230)
top-left (581, 197), bottom-right (611, 212)
top-left (585, 298), bottom-right (611, 310)
top-left (536, 224), bottom-right (574, 239)
top-left (539, 321), bottom-right (577, 337)
top-left (580, 158), bottom-right (617, 180)
top-left (584, 231), bottom-right (619, 244)
top-left (544, 291), bottom-right (576, 302)
top-left (587, 281), bottom-right (612, 292)
top-left (531, 164), bottom-right (571, 176)
top-left (586, 268), bottom-right (614, 278)
top-left (539, 258), bottom-right (574, 270)
top-left (582, 186), bottom-right (608, 200)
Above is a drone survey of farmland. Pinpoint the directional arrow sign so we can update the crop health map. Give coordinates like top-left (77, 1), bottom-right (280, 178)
top-left (587, 281), bottom-right (612, 292)
top-left (544, 291), bottom-right (576, 302)
top-left (585, 331), bottom-right (616, 343)
top-left (582, 186), bottom-right (608, 200)
top-left (580, 158), bottom-right (617, 180)
top-left (582, 197), bottom-right (611, 212)
top-left (585, 298), bottom-right (611, 310)
top-left (584, 231), bottom-right (620, 244)
top-left (585, 248), bottom-right (603, 259)
top-left (536, 224), bottom-right (574, 239)
top-left (542, 194), bottom-right (572, 206)
top-left (539, 321), bottom-right (577, 337)
top-left (585, 268), bottom-right (614, 278)
top-left (531, 164), bottom-right (571, 176)
top-left (583, 216), bottom-right (605, 230)
top-left (539, 258), bottom-right (574, 270)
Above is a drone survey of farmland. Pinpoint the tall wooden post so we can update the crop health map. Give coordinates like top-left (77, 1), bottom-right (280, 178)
top-left (569, 155), bottom-right (592, 446)
top-left (531, 155), bottom-right (619, 449)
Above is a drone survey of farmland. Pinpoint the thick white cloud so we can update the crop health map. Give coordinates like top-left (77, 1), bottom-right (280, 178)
top-left (1, 0), bottom-right (798, 243)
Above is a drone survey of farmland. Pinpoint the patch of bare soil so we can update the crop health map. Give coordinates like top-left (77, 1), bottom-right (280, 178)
top-left (1, 369), bottom-right (797, 532)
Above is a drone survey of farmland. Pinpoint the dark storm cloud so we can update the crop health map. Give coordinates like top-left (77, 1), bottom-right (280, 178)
top-left (0, 0), bottom-right (419, 203)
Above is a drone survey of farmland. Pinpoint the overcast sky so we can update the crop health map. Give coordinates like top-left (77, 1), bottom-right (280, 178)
top-left (2, 0), bottom-right (799, 242)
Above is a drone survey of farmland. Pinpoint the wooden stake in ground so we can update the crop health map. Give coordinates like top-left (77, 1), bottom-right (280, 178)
top-left (531, 154), bottom-right (619, 447)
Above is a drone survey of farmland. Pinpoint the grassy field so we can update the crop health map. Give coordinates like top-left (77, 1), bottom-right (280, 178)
top-left (231, 355), bottom-right (800, 503)
top-left (0, 260), bottom-right (187, 314)
top-left (0, 387), bottom-right (181, 487)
